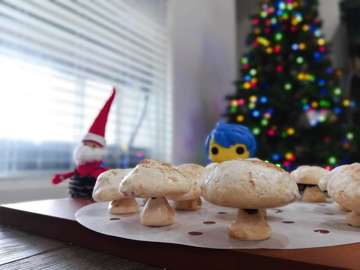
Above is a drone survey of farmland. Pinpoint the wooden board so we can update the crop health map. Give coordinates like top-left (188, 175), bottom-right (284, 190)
top-left (0, 198), bottom-right (358, 270)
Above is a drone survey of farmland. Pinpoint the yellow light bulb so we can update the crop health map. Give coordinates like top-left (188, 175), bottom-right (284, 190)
top-left (343, 99), bottom-right (350, 107)
top-left (285, 152), bottom-right (294, 160)
top-left (318, 38), bottom-right (325, 46)
top-left (249, 95), bottom-right (257, 103)
top-left (257, 37), bottom-right (270, 47)
top-left (243, 82), bottom-right (251, 89)
top-left (287, 128), bottom-right (295, 136)
top-left (237, 115), bottom-right (245, 122)
top-left (299, 43), bottom-right (306, 50)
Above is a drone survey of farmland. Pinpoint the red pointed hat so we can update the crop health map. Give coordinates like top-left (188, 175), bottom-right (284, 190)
top-left (82, 87), bottom-right (116, 147)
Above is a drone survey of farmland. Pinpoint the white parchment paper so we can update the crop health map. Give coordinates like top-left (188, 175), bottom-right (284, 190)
top-left (75, 200), bottom-right (360, 249)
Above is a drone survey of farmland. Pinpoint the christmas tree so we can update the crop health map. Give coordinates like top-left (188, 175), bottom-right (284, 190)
top-left (225, 0), bottom-right (359, 170)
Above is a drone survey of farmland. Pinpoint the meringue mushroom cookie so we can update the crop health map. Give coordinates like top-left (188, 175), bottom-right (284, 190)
top-left (120, 159), bottom-right (192, 226)
top-left (318, 175), bottom-right (328, 192)
top-left (319, 165), bottom-right (348, 191)
top-left (202, 159), bottom-right (299, 240)
top-left (93, 169), bottom-right (131, 201)
top-left (120, 159), bottom-right (191, 198)
top-left (93, 169), bottom-right (139, 215)
top-left (168, 163), bottom-right (205, 211)
top-left (327, 163), bottom-right (360, 227)
top-left (291, 165), bottom-right (329, 203)
top-left (322, 165), bottom-right (351, 212)
top-left (202, 159), bottom-right (299, 209)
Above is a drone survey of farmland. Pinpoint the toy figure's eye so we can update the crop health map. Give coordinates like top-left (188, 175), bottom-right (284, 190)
top-left (236, 146), bottom-right (245, 155)
top-left (211, 146), bottom-right (219, 155)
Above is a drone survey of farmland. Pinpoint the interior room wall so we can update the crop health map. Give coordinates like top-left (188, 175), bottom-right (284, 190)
top-left (171, 0), bottom-right (346, 165)
top-left (170, 0), bottom-right (237, 165)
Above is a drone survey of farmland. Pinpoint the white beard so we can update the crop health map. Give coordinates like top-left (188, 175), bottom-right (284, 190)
top-left (73, 144), bottom-right (106, 165)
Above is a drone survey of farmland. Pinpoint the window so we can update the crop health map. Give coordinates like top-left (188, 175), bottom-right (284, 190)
top-left (0, 0), bottom-right (172, 177)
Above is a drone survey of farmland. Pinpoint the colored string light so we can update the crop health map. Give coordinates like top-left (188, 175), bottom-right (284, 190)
top-left (346, 132), bottom-right (354, 140)
top-left (287, 128), bottom-right (295, 136)
top-left (272, 153), bottom-right (281, 161)
top-left (252, 127), bottom-right (261, 135)
top-left (237, 115), bottom-right (245, 122)
top-left (261, 119), bottom-right (269, 126)
top-left (260, 96), bottom-right (268, 103)
top-left (328, 156), bottom-right (337, 165)
top-left (284, 83), bottom-right (292, 91)
top-left (249, 68), bottom-right (257, 76)
top-left (296, 56), bottom-right (304, 64)
top-left (343, 99), bottom-right (350, 107)
top-left (257, 37), bottom-right (270, 47)
top-left (275, 32), bottom-right (283, 41)
top-left (299, 43), bottom-right (306, 50)
top-left (249, 95), bottom-right (257, 103)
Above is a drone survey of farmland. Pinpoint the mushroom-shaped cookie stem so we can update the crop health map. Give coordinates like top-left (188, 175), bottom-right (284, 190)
top-left (229, 209), bottom-right (271, 240)
top-left (168, 163), bottom-right (205, 211)
top-left (327, 163), bottom-right (360, 227)
top-left (93, 169), bottom-right (139, 214)
top-left (119, 159), bottom-right (192, 227)
top-left (141, 197), bottom-right (175, 226)
top-left (291, 166), bottom-right (329, 203)
top-left (202, 159), bottom-right (299, 240)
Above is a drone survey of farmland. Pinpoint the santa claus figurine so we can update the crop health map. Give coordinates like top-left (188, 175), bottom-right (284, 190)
top-left (51, 88), bottom-right (116, 199)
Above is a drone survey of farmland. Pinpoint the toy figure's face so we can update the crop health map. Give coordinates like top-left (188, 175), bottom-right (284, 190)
top-left (209, 139), bottom-right (250, 162)
top-left (83, 141), bottom-right (102, 149)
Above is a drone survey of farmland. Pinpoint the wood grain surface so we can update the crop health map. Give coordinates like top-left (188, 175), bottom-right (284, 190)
top-left (0, 226), bottom-right (64, 265)
top-left (0, 226), bottom-right (159, 270)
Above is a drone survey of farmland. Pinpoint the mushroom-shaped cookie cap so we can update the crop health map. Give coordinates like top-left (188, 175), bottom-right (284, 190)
top-left (202, 159), bottom-right (299, 209)
top-left (93, 169), bottom-right (139, 215)
top-left (291, 165), bottom-right (329, 185)
top-left (202, 159), bottom-right (299, 240)
top-left (169, 163), bottom-right (205, 201)
top-left (291, 165), bottom-right (329, 203)
top-left (319, 165), bottom-right (347, 192)
top-left (93, 169), bottom-right (131, 202)
top-left (168, 163), bottom-right (205, 211)
top-left (327, 163), bottom-right (360, 226)
top-left (120, 159), bottom-right (192, 198)
top-left (119, 159), bottom-right (192, 227)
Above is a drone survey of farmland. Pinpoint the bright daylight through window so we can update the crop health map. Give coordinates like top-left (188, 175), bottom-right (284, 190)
top-left (0, 0), bottom-right (172, 178)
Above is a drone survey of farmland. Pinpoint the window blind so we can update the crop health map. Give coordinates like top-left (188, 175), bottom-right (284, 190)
top-left (0, 0), bottom-right (172, 177)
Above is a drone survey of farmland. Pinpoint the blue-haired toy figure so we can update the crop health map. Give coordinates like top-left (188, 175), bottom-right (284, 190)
top-left (205, 122), bottom-right (257, 162)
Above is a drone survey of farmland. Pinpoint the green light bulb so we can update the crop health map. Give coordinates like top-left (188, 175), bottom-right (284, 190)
top-left (253, 127), bottom-right (261, 135)
top-left (275, 32), bottom-right (283, 41)
top-left (328, 156), bottom-right (337, 165)
top-left (241, 57), bottom-right (248, 64)
top-left (284, 83), bottom-right (292, 91)
top-left (346, 132), bottom-right (354, 140)
top-left (334, 88), bottom-right (342, 96)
